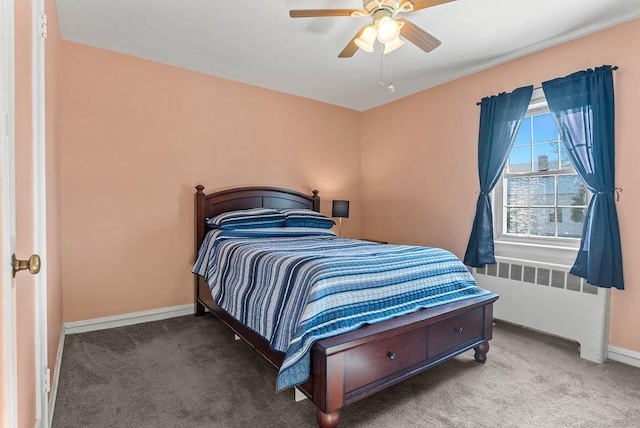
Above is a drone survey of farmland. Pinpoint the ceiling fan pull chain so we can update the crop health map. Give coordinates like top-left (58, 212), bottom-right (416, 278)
top-left (388, 60), bottom-right (395, 93)
top-left (378, 44), bottom-right (384, 87)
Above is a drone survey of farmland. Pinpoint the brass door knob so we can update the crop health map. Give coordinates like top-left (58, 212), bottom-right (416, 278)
top-left (11, 254), bottom-right (41, 278)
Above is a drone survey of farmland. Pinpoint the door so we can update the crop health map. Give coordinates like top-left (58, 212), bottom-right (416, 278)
top-left (1, 0), bottom-right (20, 424)
top-left (1, 0), bottom-right (49, 426)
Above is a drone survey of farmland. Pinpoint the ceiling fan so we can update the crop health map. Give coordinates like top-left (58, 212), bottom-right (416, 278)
top-left (289, 0), bottom-right (455, 58)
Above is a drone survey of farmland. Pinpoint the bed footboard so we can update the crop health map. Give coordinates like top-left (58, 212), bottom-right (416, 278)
top-left (309, 295), bottom-right (496, 428)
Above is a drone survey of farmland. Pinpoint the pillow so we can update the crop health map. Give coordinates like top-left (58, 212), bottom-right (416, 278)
top-left (217, 227), bottom-right (336, 238)
top-left (206, 208), bottom-right (286, 230)
top-left (281, 209), bottom-right (335, 229)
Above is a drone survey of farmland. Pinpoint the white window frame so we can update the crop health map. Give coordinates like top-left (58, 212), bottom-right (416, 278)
top-left (493, 88), bottom-right (583, 266)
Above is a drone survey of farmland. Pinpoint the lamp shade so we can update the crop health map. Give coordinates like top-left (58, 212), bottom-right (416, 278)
top-left (376, 17), bottom-right (400, 44)
top-left (384, 36), bottom-right (404, 54)
top-left (355, 25), bottom-right (376, 53)
top-left (332, 200), bottom-right (350, 218)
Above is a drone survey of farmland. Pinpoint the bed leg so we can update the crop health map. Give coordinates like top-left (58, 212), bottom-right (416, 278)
top-left (474, 341), bottom-right (490, 363)
top-left (195, 300), bottom-right (206, 317)
top-left (316, 409), bottom-right (340, 428)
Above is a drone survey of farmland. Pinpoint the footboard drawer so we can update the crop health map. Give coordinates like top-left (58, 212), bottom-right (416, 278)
top-left (344, 328), bottom-right (427, 392)
top-left (427, 307), bottom-right (484, 359)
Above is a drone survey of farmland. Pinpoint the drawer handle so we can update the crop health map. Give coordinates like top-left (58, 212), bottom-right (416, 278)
top-left (388, 351), bottom-right (396, 360)
top-left (455, 327), bottom-right (464, 333)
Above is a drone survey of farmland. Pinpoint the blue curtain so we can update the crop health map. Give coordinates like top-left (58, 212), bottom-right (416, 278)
top-left (463, 86), bottom-right (533, 267)
top-left (542, 66), bottom-right (623, 289)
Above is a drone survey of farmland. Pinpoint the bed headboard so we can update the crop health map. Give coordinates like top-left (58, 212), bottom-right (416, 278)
top-left (194, 185), bottom-right (320, 255)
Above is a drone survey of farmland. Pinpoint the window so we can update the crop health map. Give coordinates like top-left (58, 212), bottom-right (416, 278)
top-left (495, 90), bottom-right (589, 244)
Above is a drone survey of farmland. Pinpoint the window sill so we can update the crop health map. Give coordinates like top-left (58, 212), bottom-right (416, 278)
top-left (494, 237), bottom-right (578, 267)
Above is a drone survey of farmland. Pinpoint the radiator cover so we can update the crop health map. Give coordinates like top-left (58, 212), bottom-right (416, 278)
top-left (473, 257), bottom-right (610, 363)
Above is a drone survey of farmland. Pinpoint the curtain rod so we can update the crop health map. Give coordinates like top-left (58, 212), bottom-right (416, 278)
top-left (475, 66), bottom-right (619, 106)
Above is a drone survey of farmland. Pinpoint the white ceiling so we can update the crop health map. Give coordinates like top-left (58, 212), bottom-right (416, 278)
top-left (57, 0), bottom-right (640, 111)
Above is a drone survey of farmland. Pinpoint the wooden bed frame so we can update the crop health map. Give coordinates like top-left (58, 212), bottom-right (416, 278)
top-left (194, 185), bottom-right (498, 428)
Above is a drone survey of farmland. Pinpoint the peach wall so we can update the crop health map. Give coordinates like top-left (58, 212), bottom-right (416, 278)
top-left (15, 0), bottom-right (36, 425)
top-left (60, 42), bottom-right (362, 322)
top-left (361, 19), bottom-right (640, 352)
top-left (45, 0), bottom-right (63, 393)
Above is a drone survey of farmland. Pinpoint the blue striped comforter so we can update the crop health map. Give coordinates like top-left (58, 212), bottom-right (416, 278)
top-left (193, 228), bottom-right (493, 390)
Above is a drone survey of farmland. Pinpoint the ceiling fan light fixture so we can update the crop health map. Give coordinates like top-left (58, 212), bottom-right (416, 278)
top-left (376, 16), bottom-right (400, 44)
top-left (383, 36), bottom-right (404, 54)
top-left (289, 0), bottom-right (449, 58)
top-left (354, 25), bottom-right (377, 53)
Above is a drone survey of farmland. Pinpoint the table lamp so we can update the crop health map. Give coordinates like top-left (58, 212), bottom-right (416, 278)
top-left (332, 200), bottom-right (349, 236)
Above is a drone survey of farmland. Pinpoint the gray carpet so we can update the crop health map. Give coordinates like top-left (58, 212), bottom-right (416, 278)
top-left (52, 315), bottom-right (640, 428)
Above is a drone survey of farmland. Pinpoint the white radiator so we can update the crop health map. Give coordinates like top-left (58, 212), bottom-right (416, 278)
top-left (473, 257), bottom-right (610, 363)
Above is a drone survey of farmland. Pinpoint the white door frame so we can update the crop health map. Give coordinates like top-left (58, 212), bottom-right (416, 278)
top-left (0, 0), bottom-right (18, 426)
top-left (32, 0), bottom-right (49, 425)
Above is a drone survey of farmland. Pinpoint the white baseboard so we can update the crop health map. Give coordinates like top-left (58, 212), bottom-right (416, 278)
top-left (48, 325), bottom-right (65, 427)
top-left (64, 303), bottom-right (193, 335)
top-left (608, 345), bottom-right (640, 368)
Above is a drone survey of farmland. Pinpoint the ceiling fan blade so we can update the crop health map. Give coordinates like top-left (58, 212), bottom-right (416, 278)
top-left (338, 26), bottom-right (367, 58)
top-left (289, 9), bottom-right (356, 18)
top-left (397, 18), bottom-right (441, 52)
top-left (410, 0), bottom-right (455, 12)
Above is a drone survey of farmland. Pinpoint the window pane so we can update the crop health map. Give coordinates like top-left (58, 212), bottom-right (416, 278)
top-left (507, 208), bottom-right (528, 234)
top-left (533, 113), bottom-right (558, 143)
top-left (558, 207), bottom-right (586, 238)
top-left (530, 176), bottom-right (555, 206)
top-left (514, 117), bottom-right (531, 145)
top-left (558, 175), bottom-right (587, 206)
top-left (507, 177), bottom-right (529, 205)
top-left (508, 146), bottom-right (531, 173)
top-left (560, 144), bottom-right (574, 170)
top-left (530, 207), bottom-right (555, 236)
top-left (533, 143), bottom-right (559, 171)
